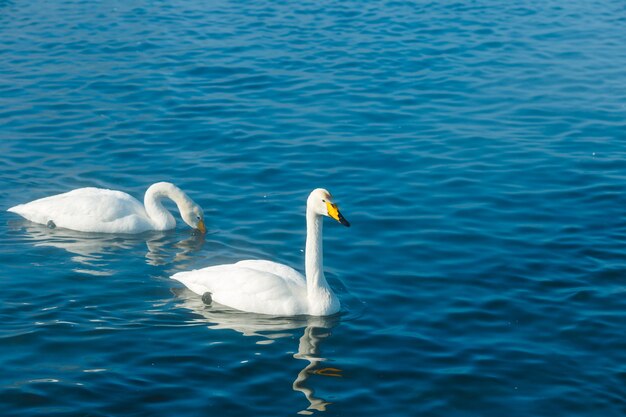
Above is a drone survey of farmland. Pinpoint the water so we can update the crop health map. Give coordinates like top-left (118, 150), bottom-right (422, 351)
top-left (1, 0), bottom-right (626, 415)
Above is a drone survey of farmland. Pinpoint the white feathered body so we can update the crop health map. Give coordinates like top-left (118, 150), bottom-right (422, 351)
top-left (172, 188), bottom-right (346, 317)
top-left (172, 259), bottom-right (339, 316)
top-left (7, 187), bottom-right (158, 233)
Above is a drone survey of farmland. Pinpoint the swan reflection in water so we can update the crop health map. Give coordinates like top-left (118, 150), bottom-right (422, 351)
top-left (174, 289), bottom-right (342, 414)
top-left (7, 219), bottom-right (205, 274)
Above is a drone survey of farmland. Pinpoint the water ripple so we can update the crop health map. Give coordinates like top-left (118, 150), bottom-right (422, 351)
top-left (2, 0), bottom-right (626, 416)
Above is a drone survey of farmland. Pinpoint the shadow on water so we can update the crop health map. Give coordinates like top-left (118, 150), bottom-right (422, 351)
top-left (6, 219), bottom-right (206, 273)
top-left (174, 289), bottom-right (342, 415)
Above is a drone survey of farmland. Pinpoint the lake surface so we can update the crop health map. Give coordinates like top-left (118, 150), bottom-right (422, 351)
top-left (1, 0), bottom-right (626, 415)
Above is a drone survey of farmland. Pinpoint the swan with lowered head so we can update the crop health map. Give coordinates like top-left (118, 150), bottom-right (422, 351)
top-left (7, 182), bottom-right (206, 234)
top-left (172, 188), bottom-right (350, 316)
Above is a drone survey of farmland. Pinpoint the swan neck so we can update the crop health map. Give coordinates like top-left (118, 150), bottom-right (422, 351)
top-left (305, 208), bottom-right (328, 292)
top-left (144, 182), bottom-right (189, 230)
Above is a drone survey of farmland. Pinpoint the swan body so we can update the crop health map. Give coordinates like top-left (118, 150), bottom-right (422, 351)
top-left (172, 188), bottom-right (350, 316)
top-left (7, 182), bottom-right (206, 234)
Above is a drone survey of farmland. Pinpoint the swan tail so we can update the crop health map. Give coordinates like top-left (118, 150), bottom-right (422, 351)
top-left (172, 271), bottom-right (207, 295)
top-left (7, 204), bottom-right (24, 214)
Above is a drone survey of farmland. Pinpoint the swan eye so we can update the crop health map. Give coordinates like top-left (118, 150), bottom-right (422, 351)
top-left (196, 215), bottom-right (201, 220)
top-left (322, 199), bottom-right (326, 202)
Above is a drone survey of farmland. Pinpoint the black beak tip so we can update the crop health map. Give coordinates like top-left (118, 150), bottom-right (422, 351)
top-left (339, 216), bottom-right (351, 227)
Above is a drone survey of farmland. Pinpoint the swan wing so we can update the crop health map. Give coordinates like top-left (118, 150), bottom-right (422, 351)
top-left (7, 187), bottom-right (152, 233)
top-left (234, 259), bottom-right (305, 286)
top-left (172, 264), bottom-right (308, 316)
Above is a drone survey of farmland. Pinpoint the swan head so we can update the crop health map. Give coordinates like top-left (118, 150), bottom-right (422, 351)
top-left (307, 188), bottom-right (350, 227)
top-left (181, 203), bottom-right (206, 234)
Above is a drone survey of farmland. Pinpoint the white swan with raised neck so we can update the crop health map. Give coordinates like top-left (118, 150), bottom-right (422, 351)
top-left (172, 188), bottom-right (350, 316)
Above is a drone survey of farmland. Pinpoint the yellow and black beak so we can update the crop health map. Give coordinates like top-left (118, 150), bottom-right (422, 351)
top-left (326, 201), bottom-right (350, 227)
top-left (196, 219), bottom-right (207, 234)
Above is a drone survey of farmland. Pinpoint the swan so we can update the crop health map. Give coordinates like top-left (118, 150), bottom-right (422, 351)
top-left (7, 182), bottom-right (206, 234)
top-left (172, 188), bottom-right (350, 316)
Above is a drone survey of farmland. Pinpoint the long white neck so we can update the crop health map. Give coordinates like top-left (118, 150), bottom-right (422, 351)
top-left (305, 207), bottom-right (339, 314)
top-left (143, 182), bottom-right (191, 231)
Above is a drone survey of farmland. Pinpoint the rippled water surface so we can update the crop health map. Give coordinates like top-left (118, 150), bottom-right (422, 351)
top-left (2, 0), bottom-right (626, 415)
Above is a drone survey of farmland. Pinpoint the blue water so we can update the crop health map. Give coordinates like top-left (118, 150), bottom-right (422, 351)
top-left (1, 0), bottom-right (626, 415)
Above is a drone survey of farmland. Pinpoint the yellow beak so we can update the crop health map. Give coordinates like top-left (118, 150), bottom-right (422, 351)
top-left (326, 201), bottom-right (350, 227)
top-left (196, 219), bottom-right (207, 234)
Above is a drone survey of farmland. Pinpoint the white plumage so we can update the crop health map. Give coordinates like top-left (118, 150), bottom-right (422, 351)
top-left (174, 260), bottom-right (309, 315)
top-left (7, 182), bottom-right (206, 234)
top-left (172, 188), bottom-right (350, 316)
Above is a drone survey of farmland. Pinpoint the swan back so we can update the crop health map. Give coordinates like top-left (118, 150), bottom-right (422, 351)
top-left (173, 264), bottom-right (309, 316)
top-left (8, 188), bottom-right (152, 233)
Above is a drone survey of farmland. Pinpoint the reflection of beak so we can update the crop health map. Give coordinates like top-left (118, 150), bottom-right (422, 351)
top-left (326, 202), bottom-right (351, 227)
top-left (196, 219), bottom-right (207, 234)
